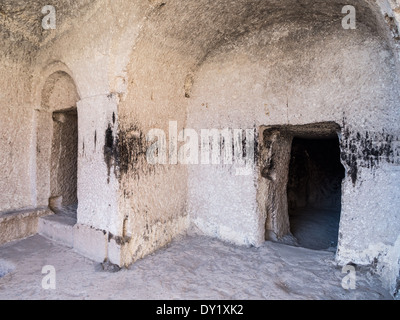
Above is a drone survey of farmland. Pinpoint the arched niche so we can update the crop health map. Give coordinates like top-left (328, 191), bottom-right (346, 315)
top-left (35, 70), bottom-right (80, 213)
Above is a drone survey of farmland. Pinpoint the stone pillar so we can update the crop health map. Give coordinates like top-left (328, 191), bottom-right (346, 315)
top-left (73, 93), bottom-right (122, 264)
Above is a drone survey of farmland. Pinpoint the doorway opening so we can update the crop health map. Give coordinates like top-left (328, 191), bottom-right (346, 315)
top-left (287, 137), bottom-right (345, 250)
top-left (260, 122), bottom-right (344, 251)
top-left (49, 108), bottom-right (78, 219)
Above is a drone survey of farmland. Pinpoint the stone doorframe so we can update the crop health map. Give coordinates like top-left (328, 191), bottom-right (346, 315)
top-left (257, 122), bottom-right (342, 241)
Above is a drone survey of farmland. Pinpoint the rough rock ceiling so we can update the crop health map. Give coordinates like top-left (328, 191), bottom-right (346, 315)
top-left (0, 0), bottom-right (98, 53)
top-left (0, 0), bottom-right (390, 62)
top-left (141, 0), bottom-right (385, 65)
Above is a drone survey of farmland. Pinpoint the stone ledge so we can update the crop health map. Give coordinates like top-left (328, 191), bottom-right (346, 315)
top-left (0, 207), bottom-right (52, 245)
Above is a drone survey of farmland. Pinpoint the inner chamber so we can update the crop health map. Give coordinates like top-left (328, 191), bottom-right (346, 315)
top-left (49, 108), bottom-right (78, 216)
top-left (287, 137), bottom-right (345, 250)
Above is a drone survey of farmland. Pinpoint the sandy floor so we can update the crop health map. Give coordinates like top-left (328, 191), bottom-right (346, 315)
top-left (0, 233), bottom-right (392, 300)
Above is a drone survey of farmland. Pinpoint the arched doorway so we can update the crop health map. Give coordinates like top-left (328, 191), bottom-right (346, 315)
top-left (36, 71), bottom-right (80, 218)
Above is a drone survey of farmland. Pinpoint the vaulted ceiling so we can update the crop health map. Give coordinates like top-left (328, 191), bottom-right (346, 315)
top-left (0, 0), bottom-right (396, 63)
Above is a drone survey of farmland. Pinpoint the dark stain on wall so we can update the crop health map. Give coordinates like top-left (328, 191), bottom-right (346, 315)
top-left (109, 125), bottom-right (258, 183)
top-left (231, 128), bottom-right (258, 167)
top-left (108, 232), bottom-right (131, 246)
top-left (104, 123), bottom-right (116, 183)
top-left (242, 131), bottom-right (247, 159)
top-left (105, 125), bottom-right (114, 150)
top-left (94, 130), bottom-right (97, 149)
top-left (253, 128), bottom-right (259, 167)
top-left (341, 120), bottom-right (398, 186)
top-left (116, 124), bottom-right (151, 180)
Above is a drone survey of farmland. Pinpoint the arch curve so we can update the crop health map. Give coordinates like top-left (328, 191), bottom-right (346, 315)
top-left (32, 61), bottom-right (80, 109)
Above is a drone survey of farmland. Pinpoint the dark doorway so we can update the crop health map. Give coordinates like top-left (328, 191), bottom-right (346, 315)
top-left (287, 137), bottom-right (345, 250)
top-left (49, 108), bottom-right (78, 217)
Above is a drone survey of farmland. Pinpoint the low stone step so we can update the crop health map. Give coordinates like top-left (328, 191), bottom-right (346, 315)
top-left (38, 213), bottom-right (77, 248)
